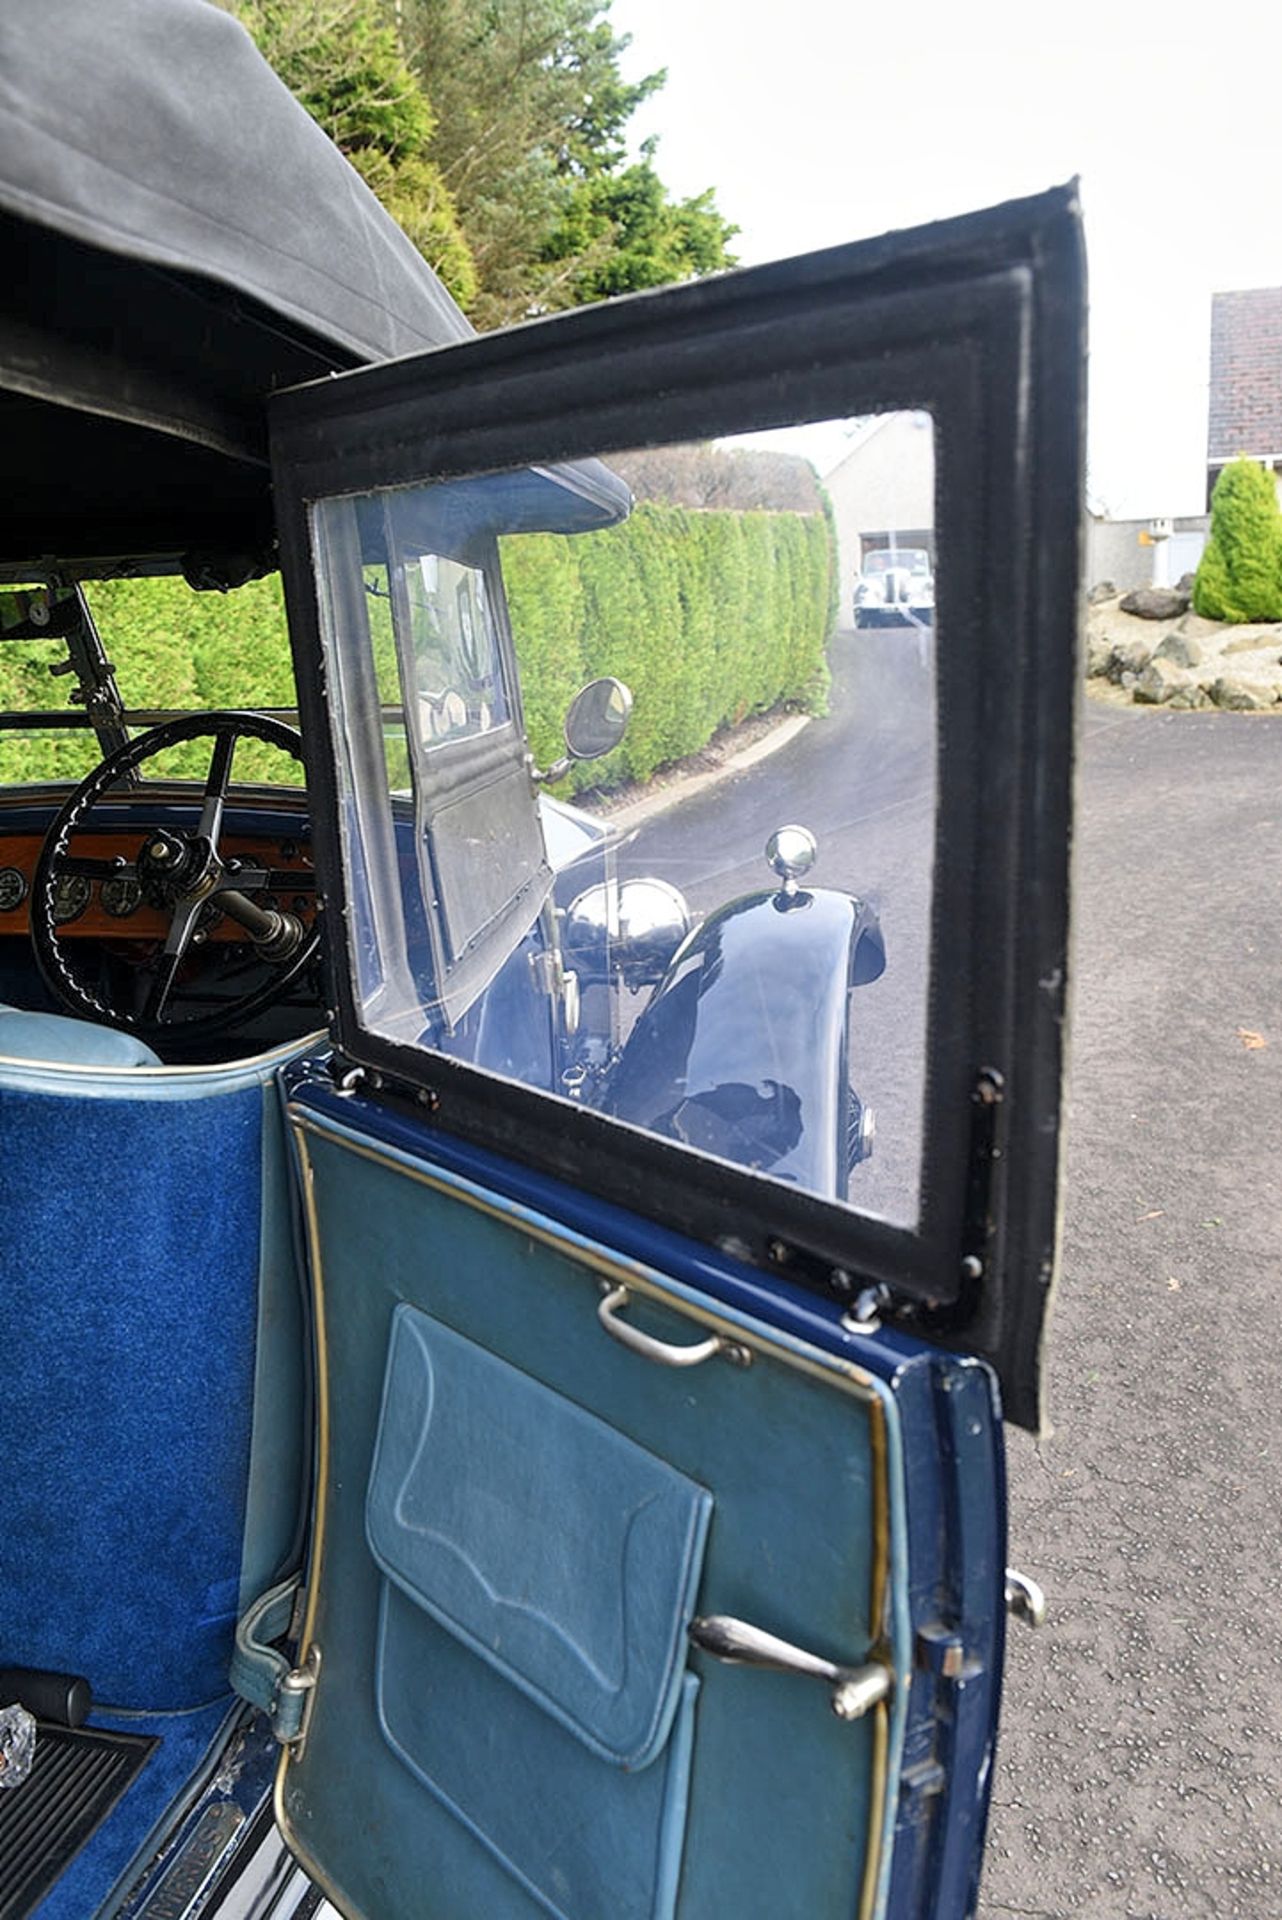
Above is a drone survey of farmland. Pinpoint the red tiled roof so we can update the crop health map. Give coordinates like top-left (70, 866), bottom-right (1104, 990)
top-left (1208, 289), bottom-right (1282, 464)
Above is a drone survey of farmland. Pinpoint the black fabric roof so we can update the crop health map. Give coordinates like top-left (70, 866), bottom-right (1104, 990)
top-left (0, 0), bottom-right (479, 572)
top-left (0, 0), bottom-right (473, 370)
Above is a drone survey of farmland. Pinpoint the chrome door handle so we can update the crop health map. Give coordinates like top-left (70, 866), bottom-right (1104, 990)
top-left (688, 1614), bottom-right (892, 1721)
top-left (597, 1285), bottom-right (751, 1368)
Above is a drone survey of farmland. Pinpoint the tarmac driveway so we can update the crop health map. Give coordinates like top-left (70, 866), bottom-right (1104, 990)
top-left (981, 697), bottom-right (1282, 1919)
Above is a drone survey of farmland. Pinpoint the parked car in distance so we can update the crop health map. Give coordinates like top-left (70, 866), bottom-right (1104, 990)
top-left (854, 547), bottom-right (935, 626)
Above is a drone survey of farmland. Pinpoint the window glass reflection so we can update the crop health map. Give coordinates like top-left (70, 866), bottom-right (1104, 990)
top-left (310, 414), bottom-right (936, 1229)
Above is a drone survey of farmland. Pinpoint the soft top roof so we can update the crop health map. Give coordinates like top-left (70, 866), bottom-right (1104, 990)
top-left (0, 0), bottom-right (478, 575)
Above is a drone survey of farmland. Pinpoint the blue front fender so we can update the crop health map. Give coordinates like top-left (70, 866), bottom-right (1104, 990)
top-left (600, 887), bottom-right (884, 1197)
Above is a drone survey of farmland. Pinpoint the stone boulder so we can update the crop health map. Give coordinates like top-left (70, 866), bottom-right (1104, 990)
top-left (1222, 625), bottom-right (1282, 656)
top-left (1208, 674), bottom-right (1280, 711)
top-left (1108, 636), bottom-right (1159, 682)
top-left (1087, 580), bottom-right (1118, 605)
top-left (1135, 657), bottom-right (1197, 705)
top-left (1154, 628), bottom-right (1206, 670)
top-left (1119, 585), bottom-right (1192, 621)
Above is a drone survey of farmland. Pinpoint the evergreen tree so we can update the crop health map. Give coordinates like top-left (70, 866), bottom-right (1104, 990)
top-left (1193, 457), bottom-right (1282, 623)
top-left (401, 0), bottom-right (736, 326)
top-left (231, 0), bottom-right (477, 307)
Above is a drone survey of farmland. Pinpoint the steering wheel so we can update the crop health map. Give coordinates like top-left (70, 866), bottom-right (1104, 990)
top-left (31, 711), bottom-right (322, 1045)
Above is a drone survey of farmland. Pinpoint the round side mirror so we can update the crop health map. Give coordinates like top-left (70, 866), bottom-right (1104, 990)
top-left (564, 677), bottom-right (632, 762)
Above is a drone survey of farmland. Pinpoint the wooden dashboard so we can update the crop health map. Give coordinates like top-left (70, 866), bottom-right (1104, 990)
top-left (0, 828), bottom-right (317, 942)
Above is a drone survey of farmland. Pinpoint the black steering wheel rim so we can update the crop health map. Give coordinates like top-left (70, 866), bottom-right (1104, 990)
top-left (31, 709), bottom-right (320, 1046)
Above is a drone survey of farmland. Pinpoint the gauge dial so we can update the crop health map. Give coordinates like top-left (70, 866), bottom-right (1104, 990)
top-left (51, 874), bottom-right (91, 925)
top-left (101, 874), bottom-right (142, 919)
top-left (0, 867), bottom-right (27, 912)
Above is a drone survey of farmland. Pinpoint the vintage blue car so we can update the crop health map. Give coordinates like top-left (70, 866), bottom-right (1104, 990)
top-left (0, 4), bottom-right (1082, 1918)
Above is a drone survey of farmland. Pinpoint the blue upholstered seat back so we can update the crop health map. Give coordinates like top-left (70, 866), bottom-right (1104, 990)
top-left (0, 1039), bottom-right (314, 1711)
top-left (0, 1007), bottom-right (162, 1068)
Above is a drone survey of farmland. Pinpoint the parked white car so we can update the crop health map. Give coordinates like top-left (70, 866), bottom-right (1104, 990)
top-left (853, 547), bottom-right (935, 626)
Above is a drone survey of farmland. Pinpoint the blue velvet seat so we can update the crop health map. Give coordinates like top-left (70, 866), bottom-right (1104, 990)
top-left (0, 1005), bottom-right (162, 1068)
top-left (0, 1030), bottom-right (315, 1711)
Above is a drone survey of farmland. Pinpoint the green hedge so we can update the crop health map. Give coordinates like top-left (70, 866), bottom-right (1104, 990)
top-left (505, 501), bottom-right (833, 792)
top-left (0, 575), bottom-right (297, 785)
top-left (0, 500), bottom-right (834, 791)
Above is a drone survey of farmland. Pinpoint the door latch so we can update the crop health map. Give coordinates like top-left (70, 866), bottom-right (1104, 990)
top-left (688, 1614), bottom-right (892, 1721)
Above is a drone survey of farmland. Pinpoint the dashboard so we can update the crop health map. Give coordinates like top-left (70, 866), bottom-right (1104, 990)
top-left (0, 821), bottom-right (317, 943)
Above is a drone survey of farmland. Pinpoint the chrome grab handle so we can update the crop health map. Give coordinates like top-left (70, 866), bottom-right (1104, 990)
top-left (596, 1285), bottom-right (751, 1369)
top-left (1005, 1568), bottom-right (1047, 1629)
top-left (688, 1614), bottom-right (892, 1721)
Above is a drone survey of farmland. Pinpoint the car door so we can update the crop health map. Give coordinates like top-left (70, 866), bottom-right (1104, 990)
top-left (264, 185), bottom-right (1084, 1920)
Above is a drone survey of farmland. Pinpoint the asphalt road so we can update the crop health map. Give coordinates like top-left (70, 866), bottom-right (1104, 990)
top-left (622, 631), bottom-right (1282, 1916)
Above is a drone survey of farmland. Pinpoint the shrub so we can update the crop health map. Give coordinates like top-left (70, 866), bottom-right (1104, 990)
top-left (1193, 458), bottom-right (1282, 623)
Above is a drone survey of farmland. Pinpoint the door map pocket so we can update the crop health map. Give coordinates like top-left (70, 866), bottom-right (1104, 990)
top-left (365, 1304), bottom-right (713, 1920)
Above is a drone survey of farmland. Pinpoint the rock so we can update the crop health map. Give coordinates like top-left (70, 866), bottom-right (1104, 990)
top-left (1179, 612), bottom-right (1231, 643)
top-left (1154, 629), bottom-right (1206, 669)
top-left (1085, 632), bottom-right (1113, 677)
top-left (1135, 657), bottom-right (1195, 704)
top-left (1175, 572), bottom-right (1197, 593)
top-left (1119, 585), bottom-right (1192, 620)
top-left (1208, 674), bottom-right (1280, 711)
top-left (1109, 637), bottom-right (1158, 681)
top-left (1120, 670), bottom-right (1138, 691)
top-left (1222, 624), bottom-right (1282, 655)
top-left (1088, 580), bottom-right (1118, 605)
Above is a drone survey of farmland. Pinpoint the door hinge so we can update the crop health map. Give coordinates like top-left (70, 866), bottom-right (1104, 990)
top-left (277, 1644), bottom-right (322, 1762)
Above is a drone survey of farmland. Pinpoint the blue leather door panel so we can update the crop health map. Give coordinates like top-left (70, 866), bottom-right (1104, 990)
top-left (279, 1103), bottom-right (911, 1920)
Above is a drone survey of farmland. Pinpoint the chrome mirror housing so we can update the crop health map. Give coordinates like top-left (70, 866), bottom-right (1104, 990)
top-left (533, 677), bottom-right (633, 785)
top-left (563, 676), bottom-right (633, 762)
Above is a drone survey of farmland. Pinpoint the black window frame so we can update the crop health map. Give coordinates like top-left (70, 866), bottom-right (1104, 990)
top-left (269, 185), bottom-right (1084, 1428)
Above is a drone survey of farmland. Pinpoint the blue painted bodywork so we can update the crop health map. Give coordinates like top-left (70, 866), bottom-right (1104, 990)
top-left (603, 885), bottom-right (884, 1194)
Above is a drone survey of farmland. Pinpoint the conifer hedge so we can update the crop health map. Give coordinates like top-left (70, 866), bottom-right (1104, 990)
top-left (504, 502), bottom-right (833, 791)
top-left (0, 502), bottom-right (833, 791)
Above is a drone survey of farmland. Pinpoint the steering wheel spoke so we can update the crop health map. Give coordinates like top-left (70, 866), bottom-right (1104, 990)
top-left (142, 898), bottom-right (203, 1023)
top-left (58, 855), bottom-right (137, 881)
top-left (198, 727), bottom-right (237, 846)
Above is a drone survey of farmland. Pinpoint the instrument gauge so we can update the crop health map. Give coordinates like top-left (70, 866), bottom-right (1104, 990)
top-left (0, 867), bottom-right (27, 912)
top-left (51, 874), bottom-right (91, 925)
top-left (101, 874), bottom-right (143, 919)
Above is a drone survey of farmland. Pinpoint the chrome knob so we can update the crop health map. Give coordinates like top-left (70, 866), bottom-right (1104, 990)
top-left (765, 825), bottom-right (817, 895)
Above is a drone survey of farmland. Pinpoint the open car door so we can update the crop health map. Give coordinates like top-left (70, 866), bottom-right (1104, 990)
top-left (263, 186), bottom-right (1084, 1919)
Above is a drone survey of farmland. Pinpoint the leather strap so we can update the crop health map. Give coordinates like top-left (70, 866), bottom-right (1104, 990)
top-left (229, 1575), bottom-right (307, 1742)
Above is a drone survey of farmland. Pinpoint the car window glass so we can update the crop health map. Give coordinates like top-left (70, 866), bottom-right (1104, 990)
top-left (310, 413), bottom-right (937, 1227)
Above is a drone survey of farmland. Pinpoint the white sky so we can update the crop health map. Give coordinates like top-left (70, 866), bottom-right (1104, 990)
top-left (612, 1), bottom-right (1282, 518)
